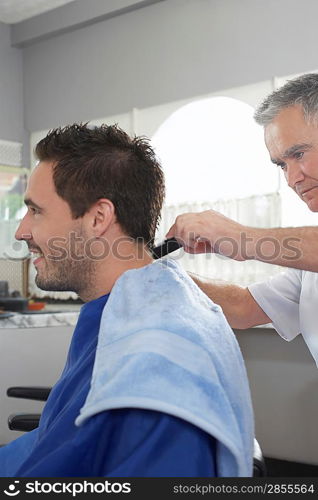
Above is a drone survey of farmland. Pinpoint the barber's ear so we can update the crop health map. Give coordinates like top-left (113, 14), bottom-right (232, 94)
top-left (90, 199), bottom-right (116, 236)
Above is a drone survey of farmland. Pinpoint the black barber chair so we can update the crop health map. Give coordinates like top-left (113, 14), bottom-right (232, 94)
top-left (7, 386), bottom-right (51, 432)
top-left (7, 385), bottom-right (266, 476)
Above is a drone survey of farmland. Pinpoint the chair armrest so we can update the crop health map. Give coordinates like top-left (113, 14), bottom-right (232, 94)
top-left (7, 386), bottom-right (51, 401)
top-left (8, 413), bottom-right (41, 432)
top-left (253, 438), bottom-right (267, 476)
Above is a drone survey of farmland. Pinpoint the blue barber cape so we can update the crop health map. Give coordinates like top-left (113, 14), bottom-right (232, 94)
top-left (0, 292), bottom-right (217, 477)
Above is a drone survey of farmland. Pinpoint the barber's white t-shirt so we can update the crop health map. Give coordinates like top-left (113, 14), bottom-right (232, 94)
top-left (248, 269), bottom-right (318, 366)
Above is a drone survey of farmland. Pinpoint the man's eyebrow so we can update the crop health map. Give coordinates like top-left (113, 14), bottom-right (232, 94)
top-left (24, 198), bottom-right (43, 211)
top-left (282, 143), bottom-right (312, 158)
top-left (271, 143), bottom-right (312, 164)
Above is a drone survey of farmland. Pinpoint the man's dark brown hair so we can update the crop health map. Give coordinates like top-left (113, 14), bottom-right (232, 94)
top-left (35, 123), bottom-right (165, 247)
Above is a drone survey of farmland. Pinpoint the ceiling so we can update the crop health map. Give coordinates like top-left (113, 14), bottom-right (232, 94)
top-left (0, 0), bottom-right (78, 24)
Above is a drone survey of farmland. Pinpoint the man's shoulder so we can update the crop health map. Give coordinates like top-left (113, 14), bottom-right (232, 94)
top-left (100, 259), bottom-right (234, 354)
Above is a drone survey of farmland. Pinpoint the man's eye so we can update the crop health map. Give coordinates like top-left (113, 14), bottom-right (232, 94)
top-left (278, 162), bottom-right (286, 170)
top-left (29, 207), bottom-right (40, 215)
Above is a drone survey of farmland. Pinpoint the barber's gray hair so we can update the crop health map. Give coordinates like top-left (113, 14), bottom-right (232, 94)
top-left (254, 73), bottom-right (318, 126)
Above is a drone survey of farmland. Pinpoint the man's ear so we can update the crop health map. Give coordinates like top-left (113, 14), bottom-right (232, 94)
top-left (89, 199), bottom-right (116, 236)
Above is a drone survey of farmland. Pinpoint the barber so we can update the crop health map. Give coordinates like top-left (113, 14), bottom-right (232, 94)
top-left (166, 73), bottom-right (318, 366)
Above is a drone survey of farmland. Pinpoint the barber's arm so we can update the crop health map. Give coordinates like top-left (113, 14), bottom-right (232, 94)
top-left (189, 273), bottom-right (271, 329)
top-left (166, 210), bottom-right (318, 272)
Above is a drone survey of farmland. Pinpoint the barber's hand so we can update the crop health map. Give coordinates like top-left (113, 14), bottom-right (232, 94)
top-left (166, 210), bottom-right (247, 259)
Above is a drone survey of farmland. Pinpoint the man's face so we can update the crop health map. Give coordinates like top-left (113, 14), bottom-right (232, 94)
top-left (265, 105), bottom-right (318, 212)
top-left (15, 161), bottom-right (95, 295)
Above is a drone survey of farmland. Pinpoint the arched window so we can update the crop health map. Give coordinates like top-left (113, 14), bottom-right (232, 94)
top-left (152, 96), bottom-right (279, 204)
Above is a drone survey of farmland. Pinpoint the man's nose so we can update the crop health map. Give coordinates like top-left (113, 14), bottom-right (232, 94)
top-left (15, 217), bottom-right (31, 242)
top-left (285, 163), bottom-right (305, 188)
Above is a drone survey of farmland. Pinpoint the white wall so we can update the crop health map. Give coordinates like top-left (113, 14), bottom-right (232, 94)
top-left (23, 0), bottom-right (318, 134)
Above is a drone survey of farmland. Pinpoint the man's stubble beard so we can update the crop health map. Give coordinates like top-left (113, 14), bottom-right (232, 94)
top-left (35, 249), bottom-right (96, 296)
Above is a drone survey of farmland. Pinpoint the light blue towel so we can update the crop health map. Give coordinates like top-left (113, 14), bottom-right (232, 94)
top-left (76, 258), bottom-right (254, 476)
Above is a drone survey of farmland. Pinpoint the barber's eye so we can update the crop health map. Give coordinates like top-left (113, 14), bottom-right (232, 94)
top-left (294, 151), bottom-right (304, 159)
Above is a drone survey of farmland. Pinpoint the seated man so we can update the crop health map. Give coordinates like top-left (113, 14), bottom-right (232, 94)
top-left (0, 124), bottom-right (254, 477)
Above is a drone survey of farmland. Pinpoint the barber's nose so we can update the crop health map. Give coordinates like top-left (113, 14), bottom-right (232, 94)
top-left (285, 163), bottom-right (305, 189)
top-left (15, 217), bottom-right (31, 242)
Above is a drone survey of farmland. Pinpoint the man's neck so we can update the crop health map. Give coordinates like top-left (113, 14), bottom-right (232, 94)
top-left (80, 242), bottom-right (154, 302)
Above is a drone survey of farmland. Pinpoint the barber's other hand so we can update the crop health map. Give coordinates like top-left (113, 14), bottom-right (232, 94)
top-left (166, 210), bottom-right (247, 259)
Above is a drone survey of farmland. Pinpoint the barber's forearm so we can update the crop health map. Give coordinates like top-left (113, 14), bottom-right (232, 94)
top-left (242, 226), bottom-right (318, 272)
top-left (190, 274), bottom-right (251, 329)
top-left (190, 273), bottom-right (271, 329)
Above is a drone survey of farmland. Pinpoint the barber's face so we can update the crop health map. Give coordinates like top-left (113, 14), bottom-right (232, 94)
top-left (15, 161), bottom-right (95, 296)
top-left (265, 105), bottom-right (318, 212)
